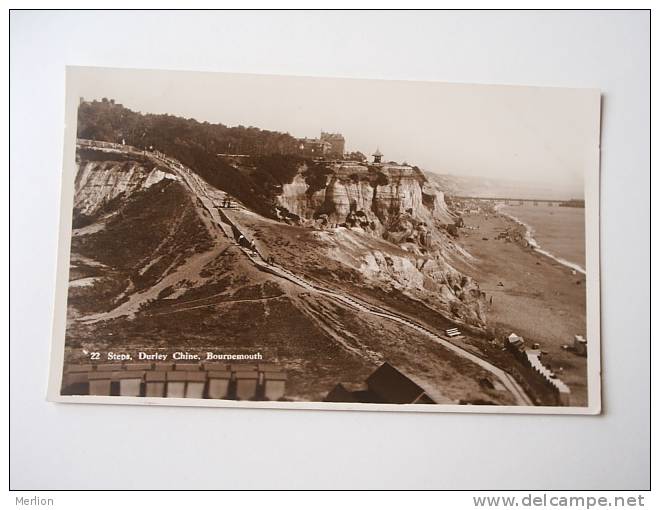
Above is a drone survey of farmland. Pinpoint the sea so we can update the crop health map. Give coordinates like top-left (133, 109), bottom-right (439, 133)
top-left (498, 204), bottom-right (586, 274)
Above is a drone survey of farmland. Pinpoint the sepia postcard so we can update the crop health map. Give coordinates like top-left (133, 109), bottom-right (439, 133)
top-left (47, 66), bottom-right (601, 414)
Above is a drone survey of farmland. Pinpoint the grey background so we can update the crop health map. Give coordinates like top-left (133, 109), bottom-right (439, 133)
top-left (10, 10), bottom-right (650, 489)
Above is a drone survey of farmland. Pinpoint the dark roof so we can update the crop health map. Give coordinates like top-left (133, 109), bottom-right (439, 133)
top-left (324, 383), bottom-right (361, 403)
top-left (366, 362), bottom-right (431, 404)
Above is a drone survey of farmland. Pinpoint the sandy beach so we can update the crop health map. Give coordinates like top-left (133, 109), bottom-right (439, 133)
top-left (452, 211), bottom-right (589, 406)
top-left (500, 204), bottom-right (586, 270)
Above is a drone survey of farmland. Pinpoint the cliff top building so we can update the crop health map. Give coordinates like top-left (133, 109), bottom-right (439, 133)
top-left (298, 138), bottom-right (331, 158)
top-left (299, 132), bottom-right (346, 159)
top-left (372, 148), bottom-right (383, 164)
top-left (320, 132), bottom-right (346, 158)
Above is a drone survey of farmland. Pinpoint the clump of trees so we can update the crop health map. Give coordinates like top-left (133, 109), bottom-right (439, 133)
top-left (345, 151), bottom-right (367, 162)
top-left (77, 99), bottom-right (311, 217)
top-left (78, 99), bottom-right (301, 156)
top-left (304, 162), bottom-right (333, 195)
top-left (375, 171), bottom-right (389, 186)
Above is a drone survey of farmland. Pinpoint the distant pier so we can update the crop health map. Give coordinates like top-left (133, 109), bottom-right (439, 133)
top-left (450, 196), bottom-right (584, 207)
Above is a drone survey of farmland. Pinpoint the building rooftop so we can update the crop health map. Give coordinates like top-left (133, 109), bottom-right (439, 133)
top-left (366, 362), bottom-right (431, 404)
top-left (321, 132), bottom-right (345, 140)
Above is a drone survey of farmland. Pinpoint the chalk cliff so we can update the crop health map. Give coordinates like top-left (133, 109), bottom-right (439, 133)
top-left (273, 162), bottom-right (487, 327)
top-left (74, 154), bottom-right (179, 217)
top-left (277, 162), bottom-right (454, 228)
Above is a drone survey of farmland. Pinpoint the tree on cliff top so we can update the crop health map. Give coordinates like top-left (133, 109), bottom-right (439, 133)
top-left (77, 100), bottom-right (309, 217)
top-left (345, 151), bottom-right (367, 162)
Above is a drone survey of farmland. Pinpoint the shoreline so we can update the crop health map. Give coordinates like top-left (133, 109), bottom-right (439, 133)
top-left (495, 204), bottom-right (586, 275)
top-left (453, 210), bottom-right (588, 406)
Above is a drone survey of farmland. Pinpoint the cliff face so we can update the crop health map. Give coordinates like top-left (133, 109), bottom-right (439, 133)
top-left (277, 162), bottom-right (454, 228)
top-left (71, 148), bottom-right (488, 329)
top-left (67, 149), bottom-right (218, 319)
top-left (74, 157), bottom-right (179, 217)
top-left (274, 162), bottom-right (487, 328)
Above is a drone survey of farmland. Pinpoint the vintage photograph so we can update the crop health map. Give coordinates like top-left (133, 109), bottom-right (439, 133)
top-left (48, 67), bottom-right (601, 412)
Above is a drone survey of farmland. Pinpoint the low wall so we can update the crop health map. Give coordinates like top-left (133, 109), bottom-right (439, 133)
top-left (506, 343), bottom-right (571, 406)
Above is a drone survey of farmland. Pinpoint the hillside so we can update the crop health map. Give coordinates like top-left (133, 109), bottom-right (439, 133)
top-left (63, 143), bottom-right (518, 404)
top-left (75, 100), bottom-right (488, 327)
top-left (77, 99), bottom-right (306, 217)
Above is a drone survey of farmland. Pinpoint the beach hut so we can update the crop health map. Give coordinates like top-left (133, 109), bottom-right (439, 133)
top-left (235, 371), bottom-right (259, 400)
top-left (507, 333), bottom-right (525, 348)
top-left (184, 372), bottom-right (207, 398)
top-left (117, 370), bottom-right (144, 397)
top-left (207, 370), bottom-right (232, 399)
top-left (573, 335), bottom-right (587, 356)
top-left (87, 372), bottom-right (112, 396)
top-left (145, 371), bottom-right (166, 397)
top-left (262, 371), bottom-right (287, 401)
top-left (166, 371), bottom-right (187, 398)
top-left (257, 363), bottom-right (280, 386)
top-left (62, 364), bottom-right (93, 395)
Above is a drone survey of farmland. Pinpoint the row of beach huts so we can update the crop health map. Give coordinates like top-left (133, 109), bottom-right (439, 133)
top-left (61, 362), bottom-right (288, 401)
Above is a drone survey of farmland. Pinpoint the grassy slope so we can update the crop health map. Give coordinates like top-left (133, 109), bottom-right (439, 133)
top-left (67, 179), bottom-right (214, 314)
top-left (77, 101), bottom-right (309, 218)
top-left (65, 175), bottom-right (511, 403)
top-left (64, 147), bottom-right (520, 403)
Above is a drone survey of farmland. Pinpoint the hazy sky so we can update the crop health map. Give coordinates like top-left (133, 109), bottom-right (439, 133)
top-left (68, 66), bottom-right (601, 195)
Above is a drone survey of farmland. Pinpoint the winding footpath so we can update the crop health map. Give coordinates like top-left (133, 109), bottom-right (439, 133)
top-left (79, 140), bottom-right (535, 406)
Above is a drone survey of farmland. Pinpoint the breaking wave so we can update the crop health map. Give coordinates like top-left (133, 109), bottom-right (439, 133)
top-left (495, 205), bottom-right (586, 276)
